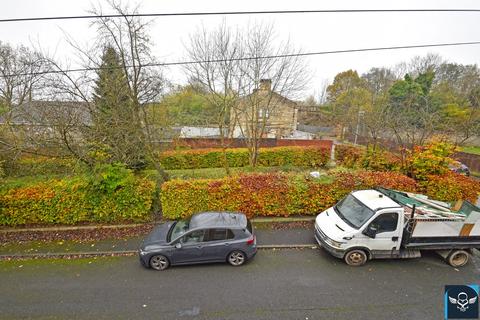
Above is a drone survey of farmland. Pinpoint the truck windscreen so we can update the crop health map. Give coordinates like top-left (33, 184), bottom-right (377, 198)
top-left (334, 194), bottom-right (375, 229)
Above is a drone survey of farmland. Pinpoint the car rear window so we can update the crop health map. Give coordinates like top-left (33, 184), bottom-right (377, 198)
top-left (246, 219), bottom-right (253, 234)
top-left (208, 229), bottom-right (227, 241)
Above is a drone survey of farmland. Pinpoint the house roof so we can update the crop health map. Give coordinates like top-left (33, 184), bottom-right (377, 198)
top-left (0, 100), bottom-right (92, 126)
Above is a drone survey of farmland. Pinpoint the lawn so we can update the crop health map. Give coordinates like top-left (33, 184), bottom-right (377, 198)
top-left (460, 145), bottom-right (480, 155)
top-left (0, 174), bottom-right (68, 192)
top-left (164, 165), bottom-right (321, 180)
top-left (1, 165), bottom-right (329, 191)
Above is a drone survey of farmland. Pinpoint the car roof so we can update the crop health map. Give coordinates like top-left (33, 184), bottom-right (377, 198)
top-left (351, 190), bottom-right (401, 211)
top-left (189, 211), bottom-right (247, 229)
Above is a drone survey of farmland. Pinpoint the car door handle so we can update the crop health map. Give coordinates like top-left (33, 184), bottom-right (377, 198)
top-left (224, 243), bottom-right (230, 246)
top-left (196, 246), bottom-right (203, 249)
top-left (392, 236), bottom-right (399, 241)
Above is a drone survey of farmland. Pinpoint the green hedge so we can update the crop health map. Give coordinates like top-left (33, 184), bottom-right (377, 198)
top-left (0, 169), bottom-right (156, 226)
top-left (6, 156), bottom-right (77, 177)
top-left (159, 146), bottom-right (330, 170)
top-left (160, 171), bottom-right (418, 220)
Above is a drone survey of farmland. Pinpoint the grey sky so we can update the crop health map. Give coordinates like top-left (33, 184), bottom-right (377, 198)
top-left (1, 0), bottom-right (480, 99)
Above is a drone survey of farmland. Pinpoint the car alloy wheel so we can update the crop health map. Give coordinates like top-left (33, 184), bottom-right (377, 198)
top-left (228, 251), bottom-right (246, 266)
top-left (150, 255), bottom-right (170, 271)
top-left (344, 249), bottom-right (367, 266)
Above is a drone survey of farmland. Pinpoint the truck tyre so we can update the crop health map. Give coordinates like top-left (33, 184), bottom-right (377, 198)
top-left (344, 249), bottom-right (368, 266)
top-left (447, 250), bottom-right (469, 267)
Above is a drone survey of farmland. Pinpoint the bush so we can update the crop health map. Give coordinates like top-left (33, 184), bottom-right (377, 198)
top-left (422, 172), bottom-right (480, 203)
top-left (406, 140), bottom-right (456, 181)
top-left (0, 165), bottom-right (156, 226)
top-left (360, 149), bottom-right (401, 172)
top-left (160, 171), bottom-right (418, 220)
top-left (334, 145), bottom-right (364, 168)
top-left (7, 156), bottom-right (77, 177)
top-left (159, 146), bottom-right (330, 170)
top-left (335, 144), bottom-right (402, 172)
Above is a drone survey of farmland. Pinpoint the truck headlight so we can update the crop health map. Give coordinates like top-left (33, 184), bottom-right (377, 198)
top-left (329, 240), bottom-right (344, 248)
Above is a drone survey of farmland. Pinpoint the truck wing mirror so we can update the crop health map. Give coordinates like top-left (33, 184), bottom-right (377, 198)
top-left (363, 226), bottom-right (377, 238)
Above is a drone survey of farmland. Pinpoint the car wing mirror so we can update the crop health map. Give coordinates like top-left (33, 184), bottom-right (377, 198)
top-left (175, 243), bottom-right (182, 249)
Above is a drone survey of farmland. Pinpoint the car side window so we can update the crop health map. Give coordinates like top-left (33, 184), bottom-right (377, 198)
top-left (370, 212), bottom-right (398, 234)
top-left (226, 229), bottom-right (235, 239)
top-left (181, 230), bottom-right (205, 244)
top-left (206, 229), bottom-right (227, 241)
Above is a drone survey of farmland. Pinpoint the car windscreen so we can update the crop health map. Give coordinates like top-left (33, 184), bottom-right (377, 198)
top-left (168, 220), bottom-right (189, 242)
top-left (334, 194), bottom-right (374, 229)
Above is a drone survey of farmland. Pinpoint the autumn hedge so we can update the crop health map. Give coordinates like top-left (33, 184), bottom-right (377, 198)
top-left (0, 171), bottom-right (156, 226)
top-left (160, 171), bottom-right (418, 220)
top-left (159, 146), bottom-right (330, 170)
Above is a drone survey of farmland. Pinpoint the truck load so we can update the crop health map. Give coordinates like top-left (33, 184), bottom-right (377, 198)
top-left (314, 187), bottom-right (480, 267)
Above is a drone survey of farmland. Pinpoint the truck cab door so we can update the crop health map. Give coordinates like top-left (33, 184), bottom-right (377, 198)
top-left (361, 212), bottom-right (402, 258)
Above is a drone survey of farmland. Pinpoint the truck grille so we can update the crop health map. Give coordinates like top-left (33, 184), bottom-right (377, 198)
top-left (315, 223), bottom-right (328, 240)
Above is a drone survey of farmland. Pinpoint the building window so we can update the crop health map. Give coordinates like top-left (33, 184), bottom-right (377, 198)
top-left (258, 108), bottom-right (270, 119)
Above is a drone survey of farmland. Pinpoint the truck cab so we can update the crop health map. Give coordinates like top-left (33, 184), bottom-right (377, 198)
top-left (315, 189), bottom-right (480, 267)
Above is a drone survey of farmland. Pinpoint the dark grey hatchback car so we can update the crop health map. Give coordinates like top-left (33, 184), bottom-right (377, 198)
top-left (139, 211), bottom-right (257, 270)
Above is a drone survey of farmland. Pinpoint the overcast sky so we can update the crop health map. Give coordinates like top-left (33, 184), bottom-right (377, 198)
top-left (1, 0), bottom-right (480, 99)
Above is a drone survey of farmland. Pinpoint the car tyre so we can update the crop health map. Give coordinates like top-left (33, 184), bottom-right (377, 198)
top-left (447, 250), bottom-right (469, 268)
top-left (149, 254), bottom-right (170, 271)
top-left (227, 250), bottom-right (246, 266)
top-left (344, 249), bottom-right (368, 266)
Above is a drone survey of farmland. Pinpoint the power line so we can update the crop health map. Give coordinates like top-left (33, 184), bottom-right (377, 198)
top-left (3, 40), bottom-right (480, 78)
top-left (1, 9), bottom-right (480, 23)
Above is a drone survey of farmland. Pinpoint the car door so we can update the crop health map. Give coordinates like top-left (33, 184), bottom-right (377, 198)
top-left (202, 229), bottom-right (235, 261)
top-left (361, 212), bottom-right (401, 257)
top-left (171, 229), bottom-right (206, 264)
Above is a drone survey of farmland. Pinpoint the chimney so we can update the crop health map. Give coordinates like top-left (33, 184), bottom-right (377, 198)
top-left (259, 79), bottom-right (272, 91)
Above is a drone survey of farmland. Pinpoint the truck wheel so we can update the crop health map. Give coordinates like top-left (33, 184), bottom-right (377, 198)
top-left (344, 249), bottom-right (368, 266)
top-left (447, 250), bottom-right (469, 267)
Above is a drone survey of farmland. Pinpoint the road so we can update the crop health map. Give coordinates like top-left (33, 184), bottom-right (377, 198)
top-left (0, 248), bottom-right (479, 320)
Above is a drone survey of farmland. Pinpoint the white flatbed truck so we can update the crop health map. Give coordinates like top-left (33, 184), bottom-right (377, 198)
top-left (314, 187), bottom-right (480, 267)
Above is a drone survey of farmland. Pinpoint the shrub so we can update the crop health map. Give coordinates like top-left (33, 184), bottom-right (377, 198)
top-left (7, 156), bottom-right (77, 177)
top-left (159, 146), bottom-right (330, 170)
top-left (334, 145), bottom-right (364, 168)
top-left (360, 149), bottom-right (401, 172)
top-left (335, 144), bottom-right (402, 172)
top-left (0, 166), bottom-right (156, 226)
top-left (422, 172), bottom-right (480, 203)
top-left (161, 171), bottom-right (418, 220)
top-left (406, 140), bottom-right (456, 181)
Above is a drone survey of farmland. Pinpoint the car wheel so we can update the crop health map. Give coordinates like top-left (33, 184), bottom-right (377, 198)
top-left (149, 254), bottom-right (170, 271)
top-left (344, 249), bottom-right (368, 266)
top-left (447, 250), bottom-right (469, 268)
top-left (227, 250), bottom-right (246, 266)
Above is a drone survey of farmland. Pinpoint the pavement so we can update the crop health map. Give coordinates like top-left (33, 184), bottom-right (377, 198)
top-left (0, 227), bottom-right (316, 258)
top-left (0, 248), bottom-right (479, 319)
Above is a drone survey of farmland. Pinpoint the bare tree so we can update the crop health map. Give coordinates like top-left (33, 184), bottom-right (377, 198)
top-left (233, 23), bottom-right (309, 166)
top-left (0, 42), bottom-right (51, 168)
top-left (184, 21), bottom-right (245, 174)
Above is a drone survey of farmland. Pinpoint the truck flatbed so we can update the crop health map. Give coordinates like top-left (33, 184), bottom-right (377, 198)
top-left (376, 187), bottom-right (480, 249)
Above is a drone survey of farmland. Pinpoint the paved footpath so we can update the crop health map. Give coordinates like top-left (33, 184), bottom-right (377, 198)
top-left (0, 227), bottom-right (316, 257)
